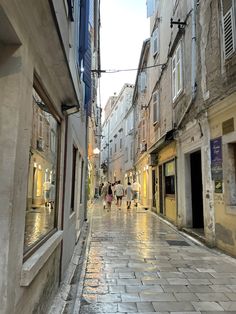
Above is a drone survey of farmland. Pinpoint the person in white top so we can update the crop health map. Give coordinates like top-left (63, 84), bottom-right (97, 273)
top-left (125, 181), bottom-right (133, 210)
top-left (43, 180), bottom-right (51, 207)
top-left (114, 180), bottom-right (124, 210)
top-left (131, 180), bottom-right (141, 207)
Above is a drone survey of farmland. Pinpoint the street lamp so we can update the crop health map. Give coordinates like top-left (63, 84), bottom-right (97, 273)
top-left (93, 147), bottom-right (100, 155)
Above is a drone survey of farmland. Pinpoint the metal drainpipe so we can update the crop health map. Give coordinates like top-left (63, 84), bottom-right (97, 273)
top-left (177, 0), bottom-right (197, 129)
top-left (191, 0), bottom-right (197, 96)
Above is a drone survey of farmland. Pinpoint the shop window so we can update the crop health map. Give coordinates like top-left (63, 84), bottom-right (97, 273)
top-left (80, 159), bottom-right (84, 204)
top-left (71, 145), bottom-right (78, 212)
top-left (25, 88), bottom-right (58, 255)
top-left (226, 143), bottom-right (236, 205)
top-left (165, 160), bottom-right (175, 195)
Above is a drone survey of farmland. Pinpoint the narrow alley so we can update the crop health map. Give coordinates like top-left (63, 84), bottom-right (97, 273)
top-left (75, 201), bottom-right (236, 314)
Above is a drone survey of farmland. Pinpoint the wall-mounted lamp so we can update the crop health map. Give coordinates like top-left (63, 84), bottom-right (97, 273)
top-left (61, 103), bottom-right (80, 115)
top-left (93, 147), bottom-right (100, 155)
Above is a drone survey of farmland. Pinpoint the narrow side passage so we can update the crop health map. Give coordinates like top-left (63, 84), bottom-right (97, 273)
top-left (77, 201), bottom-right (236, 313)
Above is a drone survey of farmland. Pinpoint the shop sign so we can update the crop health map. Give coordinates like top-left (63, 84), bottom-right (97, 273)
top-left (210, 137), bottom-right (223, 180)
top-left (165, 160), bottom-right (175, 176)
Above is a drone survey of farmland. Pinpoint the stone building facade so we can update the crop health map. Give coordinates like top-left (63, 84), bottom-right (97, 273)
top-left (137, 0), bottom-right (236, 257)
top-left (0, 0), bottom-right (100, 313)
top-left (101, 84), bottom-right (134, 184)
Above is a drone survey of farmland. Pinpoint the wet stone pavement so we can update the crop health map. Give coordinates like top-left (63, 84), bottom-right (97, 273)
top-left (78, 201), bottom-right (236, 314)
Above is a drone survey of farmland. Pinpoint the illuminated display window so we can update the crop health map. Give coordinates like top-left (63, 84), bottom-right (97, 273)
top-left (165, 160), bottom-right (175, 195)
top-left (24, 87), bottom-right (58, 256)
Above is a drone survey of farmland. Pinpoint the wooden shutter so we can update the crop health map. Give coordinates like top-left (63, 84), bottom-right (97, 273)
top-left (223, 0), bottom-right (235, 59)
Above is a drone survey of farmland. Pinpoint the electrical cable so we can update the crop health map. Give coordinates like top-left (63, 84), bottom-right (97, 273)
top-left (91, 62), bottom-right (166, 74)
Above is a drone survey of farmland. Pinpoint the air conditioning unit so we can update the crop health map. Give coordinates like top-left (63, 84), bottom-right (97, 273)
top-left (37, 138), bottom-right (45, 151)
top-left (140, 143), bottom-right (147, 152)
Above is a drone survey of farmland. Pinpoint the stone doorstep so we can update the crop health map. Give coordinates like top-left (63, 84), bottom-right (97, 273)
top-left (182, 227), bottom-right (207, 245)
top-left (48, 222), bottom-right (89, 314)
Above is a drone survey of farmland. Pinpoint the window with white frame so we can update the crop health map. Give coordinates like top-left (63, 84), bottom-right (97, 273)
top-left (172, 43), bottom-right (183, 101)
top-left (151, 28), bottom-right (159, 56)
top-left (222, 0), bottom-right (236, 59)
top-left (139, 71), bottom-right (147, 92)
top-left (152, 91), bottom-right (160, 124)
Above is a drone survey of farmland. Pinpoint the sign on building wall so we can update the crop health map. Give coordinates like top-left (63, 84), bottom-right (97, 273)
top-left (210, 137), bottom-right (223, 180)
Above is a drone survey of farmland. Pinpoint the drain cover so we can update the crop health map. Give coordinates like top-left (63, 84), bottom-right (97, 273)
top-left (166, 240), bottom-right (190, 246)
top-left (91, 237), bottom-right (113, 242)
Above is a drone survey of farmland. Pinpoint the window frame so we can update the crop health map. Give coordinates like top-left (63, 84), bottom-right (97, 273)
top-left (24, 82), bottom-right (60, 261)
top-left (172, 42), bottom-right (183, 101)
top-left (152, 28), bottom-right (159, 57)
top-left (164, 160), bottom-right (176, 196)
top-left (70, 145), bottom-right (78, 213)
top-left (152, 91), bottom-right (160, 125)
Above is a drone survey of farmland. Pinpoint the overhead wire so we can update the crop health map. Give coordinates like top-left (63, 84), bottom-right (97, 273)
top-left (91, 62), bottom-right (166, 74)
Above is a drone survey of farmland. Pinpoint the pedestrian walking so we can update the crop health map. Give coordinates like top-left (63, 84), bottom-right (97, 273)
top-left (112, 182), bottom-right (118, 205)
top-left (106, 183), bottom-right (113, 212)
top-left (132, 179), bottom-right (141, 207)
top-left (43, 180), bottom-right (51, 207)
top-left (125, 181), bottom-right (133, 210)
top-left (49, 181), bottom-right (55, 209)
top-left (114, 180), bottom-right (124, 210)
top-left (101, 182), bottom-right (108, 209)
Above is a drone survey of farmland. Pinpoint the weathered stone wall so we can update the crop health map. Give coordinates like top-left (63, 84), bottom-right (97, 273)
top-left (0, 0), bottom-right (83, 313)
top-left (15, 247), bottom-right (61, 314)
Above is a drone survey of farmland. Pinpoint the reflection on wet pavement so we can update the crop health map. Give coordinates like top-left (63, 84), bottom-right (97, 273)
top-left (24, 206), bottom-right (55, 252)
top-left (78, 201), bottom-right (236, 313)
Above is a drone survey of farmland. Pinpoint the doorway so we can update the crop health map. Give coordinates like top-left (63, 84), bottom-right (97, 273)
top-left (159, 165), bottom-right (164, 214)
top-left (190, 150), bottom-right (204, 228)
top-left (152, 169), bottom-right (156, 207)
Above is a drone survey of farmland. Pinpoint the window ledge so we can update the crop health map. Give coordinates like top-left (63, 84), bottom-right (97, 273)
top-left (20, 231), bottom-right (63, 286)
top-left (172, 89), bottom-right (184, 106)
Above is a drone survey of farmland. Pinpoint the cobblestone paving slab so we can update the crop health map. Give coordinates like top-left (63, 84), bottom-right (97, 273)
top-left (78, 202), bottom-right (236, 313)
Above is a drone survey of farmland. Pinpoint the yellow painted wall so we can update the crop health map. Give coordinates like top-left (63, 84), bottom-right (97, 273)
top-left (208, 95), bottom-right (236, 257)
top-left (165, 197), bottom-right (176, 222)
top-left (215, 201), bottom-right (236, 256)
top-left (136, 155), bottom-right (149, 207)
top-left (158, 141), bottom-right (177, 223)
top-left (159, 141), bottom-right (176, 163)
